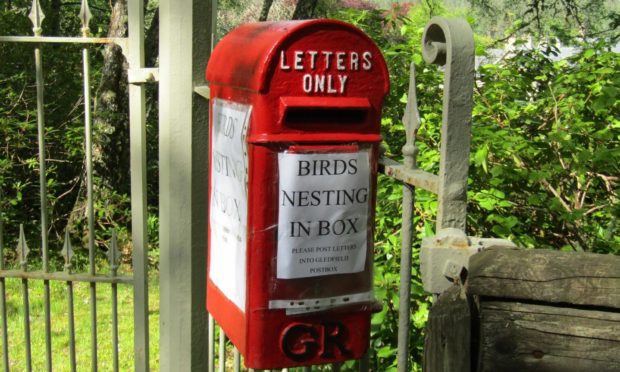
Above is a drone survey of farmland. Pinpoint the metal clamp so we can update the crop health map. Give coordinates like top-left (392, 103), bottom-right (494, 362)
top-left (420, 228), bottom-right (516, 294)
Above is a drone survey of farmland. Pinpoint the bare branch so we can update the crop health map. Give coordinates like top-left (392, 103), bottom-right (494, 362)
top-left (259, 0), bottom-right (274, 21)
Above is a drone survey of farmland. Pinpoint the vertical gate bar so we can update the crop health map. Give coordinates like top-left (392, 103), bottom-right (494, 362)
top-left (0, 216), bottom-right (8, 370)
top-left (218, 330), bottom-right (226, 372)
top-left (63, 230), bottom-right (77, 372)
top-left (209, 314), bottom-right (215, 372)
top-left (42, 279), bottom-right (51, 372)
top-left (34, 46), bottom-right (49, 273)
top-left (111, 282), bottom-right (119, 371)
top-left (82, 32), bottom-right (95, 279)
top-left (233, 347), bottom-right (240, 371)
top-left (22, 278), bottom-right (32, 372)
top-left (82, 42), bottom-right (98, 372)
top-left (127, 1), bottom-right (150, 370)
top-left (42, 283), bottom-right (52, 371)
top-left (109, 230), bottom-right (120, 372)
top-left (67, 281), bottom-right (77, 372)
top-left (79, 5), bottom-right (99, 367)
top-left (25, 6), bottom-right (46, 371)
top-left (17, 225), bottom-right (32, 372)
top-left (0, 278), bottom-right (6, 371)
top-left (210, 0), bottom-right (218, 50)
top-left (358, 351), bottom-right (370, 372)
top-left (396, 186), bottom-right (414, 372)
top-left (397, 62), bottom-right (421, 372)
top-left (33, 32), bottom-right (53, 372)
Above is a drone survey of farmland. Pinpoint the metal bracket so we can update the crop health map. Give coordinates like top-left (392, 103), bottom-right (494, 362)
top-left (193, 85), bottom-right (211, 99)
top-left (379, 157), bottom-right (438, 194)
top-left (128, 67), bottom-right (159, 84)
top-left (420, 228), bottom-right (516, 294)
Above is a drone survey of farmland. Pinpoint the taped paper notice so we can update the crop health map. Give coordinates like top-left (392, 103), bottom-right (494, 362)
top-left (209, 99), bottom-right (251, 312)
top-left (277, 150), bottom-right (371, 279)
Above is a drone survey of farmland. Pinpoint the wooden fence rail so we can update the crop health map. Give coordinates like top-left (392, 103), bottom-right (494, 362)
top-left (425, 248), bottom-right (620, 372)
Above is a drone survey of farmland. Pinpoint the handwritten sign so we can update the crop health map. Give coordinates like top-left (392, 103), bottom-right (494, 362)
top-left (209, 99), bottom-right (251, 311)
top-left (277, 150), bottom-right (371, 279)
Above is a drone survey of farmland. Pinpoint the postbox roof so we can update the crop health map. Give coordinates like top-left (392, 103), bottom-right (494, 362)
top-left (206, 19), bottom-right (389, 94)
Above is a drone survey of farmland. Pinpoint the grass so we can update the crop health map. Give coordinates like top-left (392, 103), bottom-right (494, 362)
top-left (0, 263), bottom-right (353, 371)
top-left (0, 269), bottom-right (160, 371)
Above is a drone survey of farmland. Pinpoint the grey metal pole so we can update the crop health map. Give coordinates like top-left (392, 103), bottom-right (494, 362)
top-left (30, 1), bottom-right (52, 367)
top-left (82, 38), bottom-right (98, 372)
top-left (218, 331), bottom-right (226, 372)
top-left (17, 225), bottom-right (32, 372)
top-left (358, 352), bottom-right (370, 372)
top-left (233, 347), bottom-right (241, 371)
top-left (397, 183), bottom-right (415, 372)
top-left (34, 39), bottom-right (53, 372)
top-left (422, 17), bottom-right (474, 232)
top-left (209, 314), bottom-right (215, 372)
top-left (62, 230), bottom-right (77, 372)
top-left (396, 62), bottom-right (422, 372)
top-left (109, 230), bottom-right (120, 372)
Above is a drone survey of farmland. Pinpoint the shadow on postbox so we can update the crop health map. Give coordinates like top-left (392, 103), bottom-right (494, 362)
top-left (205, 19), bottom-right (389, 369)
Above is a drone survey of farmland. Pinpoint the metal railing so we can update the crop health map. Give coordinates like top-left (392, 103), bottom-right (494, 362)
top-left (0, 0), bottom-right (149, 370)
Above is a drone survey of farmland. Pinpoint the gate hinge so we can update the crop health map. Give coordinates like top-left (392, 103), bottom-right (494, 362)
top-left (420, 228), bottom-right (516, 294)
top-left (128, 68), bottom-right (159, 84)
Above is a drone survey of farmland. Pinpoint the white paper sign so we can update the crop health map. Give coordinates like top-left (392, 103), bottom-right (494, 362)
top-left (277, 150), bottom-right (371, 279)
top-left (209, 99), bottom-right (251, 312)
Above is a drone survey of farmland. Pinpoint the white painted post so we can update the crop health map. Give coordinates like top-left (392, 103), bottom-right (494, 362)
top-left (159, 0), bottom-right (213, 369)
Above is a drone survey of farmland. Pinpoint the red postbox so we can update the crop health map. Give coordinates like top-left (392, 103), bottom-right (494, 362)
top-left (205, 19), bottom-right (389, 369)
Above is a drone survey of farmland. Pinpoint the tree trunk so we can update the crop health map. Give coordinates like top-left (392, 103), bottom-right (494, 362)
top-left (93, 0), bottom-right (129, 194)
top-left (292, 0), bottom-right (318, 19)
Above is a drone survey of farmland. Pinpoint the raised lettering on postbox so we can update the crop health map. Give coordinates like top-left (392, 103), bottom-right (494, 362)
top-left (280, 321), bottom-right (353, 362)
top-left (279, 50), bottom-right (373, 94)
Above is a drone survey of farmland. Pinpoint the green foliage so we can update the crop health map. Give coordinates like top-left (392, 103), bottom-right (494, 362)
top-left (0, 3), bottom-right (149, 271)
top-left (470, 40), bottom-right (620, 253)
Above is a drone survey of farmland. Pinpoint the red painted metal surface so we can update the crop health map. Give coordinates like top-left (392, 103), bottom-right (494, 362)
top-left (206, 19), bottom-right (389, 369)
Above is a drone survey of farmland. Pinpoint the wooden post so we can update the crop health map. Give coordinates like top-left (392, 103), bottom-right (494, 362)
top-left (423, 284), bottom-right (473, 372)
top-left (467, 248), bottom-right (620, 372)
